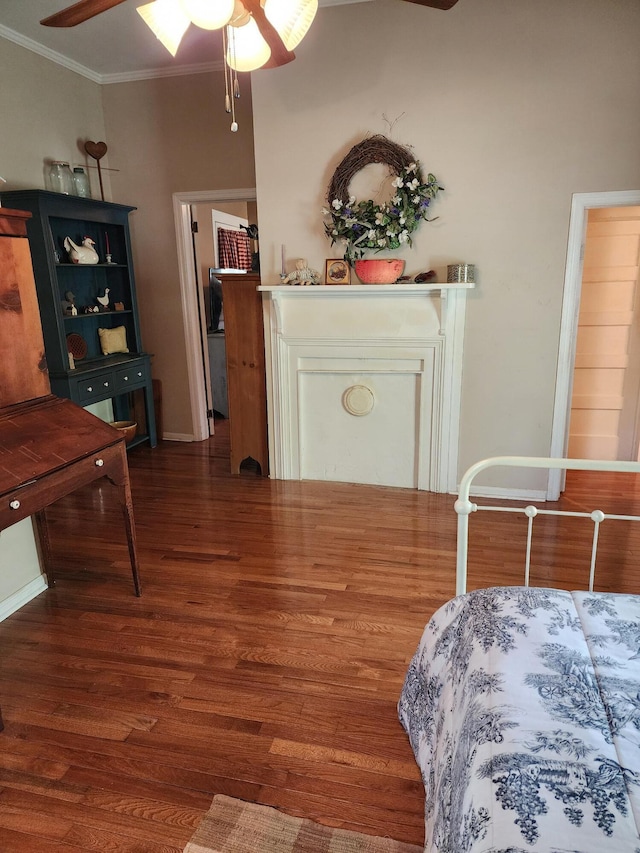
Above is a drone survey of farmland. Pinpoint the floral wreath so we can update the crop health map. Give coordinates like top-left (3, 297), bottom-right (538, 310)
top-left (323, 134), bottom-right (443, 265)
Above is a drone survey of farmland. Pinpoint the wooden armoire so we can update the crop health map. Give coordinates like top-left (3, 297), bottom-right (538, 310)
top-left (218, 273), bottom-right (268, 476)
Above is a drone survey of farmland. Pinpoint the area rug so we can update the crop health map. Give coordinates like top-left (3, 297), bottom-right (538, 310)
top-left (184, 795), bottom-right (423, 853)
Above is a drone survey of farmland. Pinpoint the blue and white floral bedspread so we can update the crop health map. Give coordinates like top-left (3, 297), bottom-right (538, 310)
top-left (398, 587), bottom-right (640, 852)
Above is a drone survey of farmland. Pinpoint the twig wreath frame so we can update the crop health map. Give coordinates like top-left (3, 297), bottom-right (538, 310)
top-left (323, 134), bottom-right (443, 264)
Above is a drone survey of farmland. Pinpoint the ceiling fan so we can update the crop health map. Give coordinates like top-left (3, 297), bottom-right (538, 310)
top-left (41, 0), bottom-right (460, 70)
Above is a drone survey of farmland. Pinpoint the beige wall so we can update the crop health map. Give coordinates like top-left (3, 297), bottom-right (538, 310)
top-left (251, 0), bottom-right (640, 481)
top-left (0, 520), bottom-right (42, 609)
top-left (101, 73), bottom-right (256, 437)
top-left (0, 38), bottom-right (108, 195)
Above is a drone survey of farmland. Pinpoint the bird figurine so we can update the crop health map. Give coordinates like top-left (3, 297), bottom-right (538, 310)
top-left (414, 270), bottom-right (437, 283)
top-left (64, 236), bottom-right (99, 265)
top-left (96, 288), bottom-right (111, 311)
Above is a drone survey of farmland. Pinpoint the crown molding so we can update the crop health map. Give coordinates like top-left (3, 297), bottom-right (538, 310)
top-left (0, 24), bottom-right (224, 84)
top-left (0, 23), bottom-right (101, 82)
top-left (101, 60), bottom-right (224, 84)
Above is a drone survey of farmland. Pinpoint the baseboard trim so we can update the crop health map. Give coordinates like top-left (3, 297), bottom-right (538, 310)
top-left (162, 433), bottom-right (195, 442)
top-left (0, 575), bottom-right (48, 623)
top-left (459, 484), bottom-right (547, 502)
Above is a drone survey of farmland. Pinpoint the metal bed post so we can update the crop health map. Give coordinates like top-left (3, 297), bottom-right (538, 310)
top-left (454, 456), bottom-right (640, 596)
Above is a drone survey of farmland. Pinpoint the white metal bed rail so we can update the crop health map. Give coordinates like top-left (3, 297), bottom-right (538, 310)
top-left (454, 456), bottom-right (640, 596)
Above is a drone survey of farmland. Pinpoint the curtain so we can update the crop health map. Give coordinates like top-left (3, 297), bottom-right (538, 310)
top-left (217, 228), bottom-right (252, 271)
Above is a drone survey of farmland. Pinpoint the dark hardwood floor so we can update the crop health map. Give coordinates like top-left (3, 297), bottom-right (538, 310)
top-left (1, 422), bottom-right (639, 851)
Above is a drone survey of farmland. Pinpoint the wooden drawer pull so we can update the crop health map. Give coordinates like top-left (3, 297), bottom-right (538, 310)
top-left (95, 458), bottom-right (104, 467)
top-left (9, 499), bottom-right (20, 510)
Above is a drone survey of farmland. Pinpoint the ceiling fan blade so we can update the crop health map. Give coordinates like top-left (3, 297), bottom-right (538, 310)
top-left (240, 0), bottom-right (296, 68)
top-left (401, 0), bottom-right (460, 8)
top-left (41, 0), bottom-right (128, 27)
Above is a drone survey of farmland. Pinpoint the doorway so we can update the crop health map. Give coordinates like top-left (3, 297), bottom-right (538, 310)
top-left (549, 190), bottom-right (640, 499)
top-left (172, 188), bottom-right (257, 443)
top-left (567, 206), bottom-right (640, 461)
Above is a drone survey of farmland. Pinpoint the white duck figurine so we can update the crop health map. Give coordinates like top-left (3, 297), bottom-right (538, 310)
top-left (96, 288), bottom-right (111, 310)
top-left (64, 235), bottom-right (99, 265)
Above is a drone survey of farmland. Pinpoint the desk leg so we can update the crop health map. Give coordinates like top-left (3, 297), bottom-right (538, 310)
top-left (108, 444), bottom-right (143, 597)
top-left (121, 481), bottom-right (142, 597)
top-left (34, 510), bottom-right (55, 588)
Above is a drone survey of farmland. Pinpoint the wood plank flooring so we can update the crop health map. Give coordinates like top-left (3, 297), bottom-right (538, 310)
top-left (1, 422), bottom-right (640, 851)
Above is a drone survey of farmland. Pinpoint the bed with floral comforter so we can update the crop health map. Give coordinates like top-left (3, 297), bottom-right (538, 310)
top-left (398, 587), bottom-right (640, 853)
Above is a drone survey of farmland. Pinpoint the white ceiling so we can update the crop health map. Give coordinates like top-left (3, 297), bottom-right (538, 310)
top-left (0, 0), bottom-right (360, 83)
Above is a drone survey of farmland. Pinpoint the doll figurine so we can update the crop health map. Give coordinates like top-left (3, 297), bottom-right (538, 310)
top-left (283, 258), bottom-right (320, 286)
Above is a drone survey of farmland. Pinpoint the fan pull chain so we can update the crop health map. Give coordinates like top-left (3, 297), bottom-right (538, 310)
top-left (223, 27), bottom-right (231, 113)
top-left (227, 26), bottom-right (238, 132)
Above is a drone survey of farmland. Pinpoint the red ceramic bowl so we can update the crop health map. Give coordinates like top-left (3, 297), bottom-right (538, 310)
top-left (354, 259), bottom-right (405, 284)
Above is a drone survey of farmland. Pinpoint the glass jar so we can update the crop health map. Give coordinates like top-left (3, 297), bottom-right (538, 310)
top-left (48, 161), bottom-right (74, 195)
top-left (72, 167), bottom-right (91, 198)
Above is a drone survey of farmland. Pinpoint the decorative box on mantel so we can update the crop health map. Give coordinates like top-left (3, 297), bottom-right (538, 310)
top-left (258, 282), bottom-right (474, 492)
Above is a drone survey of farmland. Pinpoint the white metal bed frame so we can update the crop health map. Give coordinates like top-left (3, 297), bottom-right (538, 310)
top-left (454, 456), bottom-right (640, 596)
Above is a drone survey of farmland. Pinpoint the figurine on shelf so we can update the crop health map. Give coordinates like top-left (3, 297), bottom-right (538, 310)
top-left (283, 258), bottom-right (321, 286)
top-left (414, 269), bottom-right (437, 283)
top-left (63, 236), bottom-right (99, 265)
top-left (62, 290), bottom-right (78, 316)
top-left (96, 287), bottom-right (111, 311)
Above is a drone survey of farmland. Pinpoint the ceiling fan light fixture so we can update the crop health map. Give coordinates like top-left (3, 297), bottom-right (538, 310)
top-left (136, 0), bottom-right (190, 56)
top-left (226, 17), bottom-right (271, 71)
top-left (180, 0), bottom-right (234, 30)
top-left (263, 0), bottom-right (317, 51)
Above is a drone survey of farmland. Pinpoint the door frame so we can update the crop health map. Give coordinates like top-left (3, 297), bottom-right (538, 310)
top-left (548, 189), bottom-right (640, 499)
top-left (173, 187), bottom-right (257, 442)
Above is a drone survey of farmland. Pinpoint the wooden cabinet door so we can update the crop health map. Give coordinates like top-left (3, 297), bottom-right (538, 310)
top-left (0, 210), bottom-right (51, 407)
top-left (220, 274), bottom-right (268, 475)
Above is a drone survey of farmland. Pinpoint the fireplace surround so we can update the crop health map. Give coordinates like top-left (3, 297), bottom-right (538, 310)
top-left (259, 282), bottom-right (474, 492)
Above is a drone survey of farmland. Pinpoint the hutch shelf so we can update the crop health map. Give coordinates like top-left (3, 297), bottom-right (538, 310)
top-left (1, 190), bottom-right (156, 448)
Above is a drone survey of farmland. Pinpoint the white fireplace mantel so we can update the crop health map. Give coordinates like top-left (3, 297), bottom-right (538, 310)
top-left (259, 282), bottom-right (474, 492)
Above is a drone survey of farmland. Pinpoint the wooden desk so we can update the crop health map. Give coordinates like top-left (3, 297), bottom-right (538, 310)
top-left (0, 394), bottom-right (141, 595)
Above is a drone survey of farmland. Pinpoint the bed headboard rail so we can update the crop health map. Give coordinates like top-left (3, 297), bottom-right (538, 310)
top-left (454, 456), bottom-right (640, 596)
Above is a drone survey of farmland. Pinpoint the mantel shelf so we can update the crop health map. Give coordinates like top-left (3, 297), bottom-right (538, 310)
top-left (258, 282), bottom-right (475, 295)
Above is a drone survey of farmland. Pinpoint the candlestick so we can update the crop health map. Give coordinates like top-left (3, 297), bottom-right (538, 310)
top-left (105, 232), bottom-right (110, 254)
top-left (281, 244), bottom-right (285, 276)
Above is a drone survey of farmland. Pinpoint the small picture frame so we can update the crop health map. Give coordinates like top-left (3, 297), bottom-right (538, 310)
top-left (325, 259), bottom-right (350, 285)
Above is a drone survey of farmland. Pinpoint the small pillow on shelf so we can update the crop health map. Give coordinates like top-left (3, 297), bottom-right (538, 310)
top-left (98, 325), bottom-right (129, 355)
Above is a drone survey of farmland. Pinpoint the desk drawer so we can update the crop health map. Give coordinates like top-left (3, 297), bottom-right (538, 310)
top-left (76, 371), bottom-right (116, 403)
top-left (115, 363), bottom-right (148, 393)
top-left (0, 442), bottom-right (123, 529)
